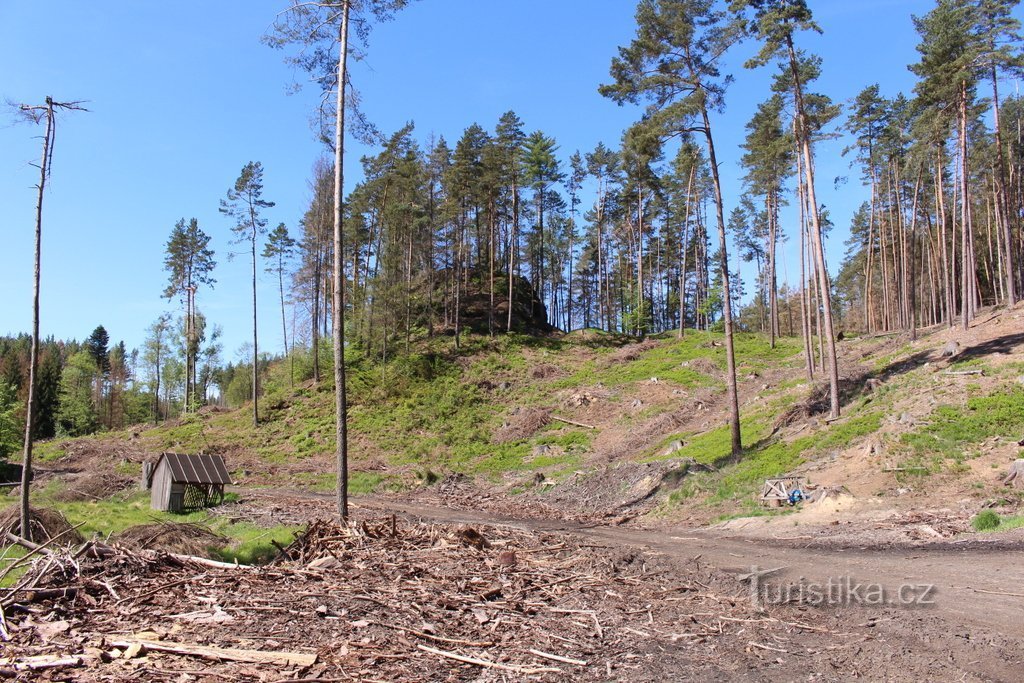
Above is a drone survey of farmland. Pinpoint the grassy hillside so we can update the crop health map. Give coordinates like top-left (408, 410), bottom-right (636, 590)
top-left (22, 315), bottom-right (1024, 525)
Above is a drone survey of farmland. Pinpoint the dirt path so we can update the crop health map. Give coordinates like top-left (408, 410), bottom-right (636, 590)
top-left (238, 488), bottom-right (1024, 641)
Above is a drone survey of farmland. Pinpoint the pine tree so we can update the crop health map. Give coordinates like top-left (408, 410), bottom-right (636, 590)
top-left (264, 223), bottom-right (297, 386)
top-left (268, 0), bottom-right (411, 519)
top-left (601, 0), bottom-right (745, 454)
top-left (733, 0), bottom-right (842, 418)
top-left (522, 131), bottom-right (565, 322)
top-left (495, 112), bottom-right (527, 333)
top-left (740, 93), bottom-right (793, 347)
top-left (566, 152), bottom-right (587, 331)
top-left (221, 161), bottom-right (275, 426)
top-left (163, 218), bottom-right (216, 414)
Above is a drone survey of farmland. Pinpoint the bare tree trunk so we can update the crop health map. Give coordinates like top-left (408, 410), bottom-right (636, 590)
top-left (334, 2), bottom-right (351, 520)
top-left (700, 107), bottom-right (742, 455)
top-left (251, 229), bottom-right (259, 427)
top-left (19, 97), bottom-right (57, 542)
top-left (678, 165), bottom-right (695, 338)
top-left (786, 37), bottom-right (839, 418)
top-left (796, 143), bottom-right (814, 381)
top-left (960, 81), bottom-right (973, 330)
top-left (278, 251), bottom-right (291, 388)
top-left (991, 63), bottom-right (1016, 306)
top-left (507, 180), bottom-right (518, 333)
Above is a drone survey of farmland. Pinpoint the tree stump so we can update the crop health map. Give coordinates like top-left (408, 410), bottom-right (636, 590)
top-left (1003, 459), bottom-right (1024, 488)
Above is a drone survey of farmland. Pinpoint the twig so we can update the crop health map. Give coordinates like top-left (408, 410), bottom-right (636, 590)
top-left (416, 645), bottom-right (559, 674)
top-left (528, 649), bottom-right (587, 666)
top-left (748, 642), bottom-right (790, 655)
top-left (966, 587), bottom-right (1024, 598)
top-left (0, 655), bottom-right (82, 671)
top-left (166, 553), bottom-right (253, 570)
top-left (0, 602), bottom-right (9, 641)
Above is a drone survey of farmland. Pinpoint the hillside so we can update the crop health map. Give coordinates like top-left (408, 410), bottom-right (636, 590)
top-left (23, 302), bottom-right (1024, 539)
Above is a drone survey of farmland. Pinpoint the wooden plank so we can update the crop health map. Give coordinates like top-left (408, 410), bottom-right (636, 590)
top-left (109, 638), bottom-right (317, 667)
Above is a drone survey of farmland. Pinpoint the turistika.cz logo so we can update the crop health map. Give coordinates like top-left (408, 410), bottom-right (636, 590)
top-left (742, 566), bottom-right (937, 607)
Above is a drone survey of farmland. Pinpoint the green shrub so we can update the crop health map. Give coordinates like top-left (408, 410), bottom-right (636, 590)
top-left (972, 510), bottom-right (1000, 531)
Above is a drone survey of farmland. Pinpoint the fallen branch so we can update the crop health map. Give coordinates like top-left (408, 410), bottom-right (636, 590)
top-left (0, 655), bottom-right (82, 671)
top-left (551, 416), bottom-right (596, 430)
top-left (109, 638), bottom-right (317, 667)
top-left (416, 644), bottom-right (559, 674)
top-left (943, 369), bottom-right (984, 376)
top-left (166, 553), bottom-right (252, 570)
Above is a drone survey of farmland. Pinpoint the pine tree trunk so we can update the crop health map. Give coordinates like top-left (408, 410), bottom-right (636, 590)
top-left (991, 63), bottom-right (1016, 306)
top-left (960, 80), bottom-right (973, 330)
top-left (333, 1), bottom-right (351, 520)
top-left (251, 229), bottom-right (259, 427)
top-left (278, 254), bottom-right (290, 388)
top-left (700, 107), bottom-right (741, 455)
top-left (19, 97), bottom-right (55, 543)
top-left (786, 37), bottom-right (839, 418)
top-left (678, 166), bottom-right (695, 338)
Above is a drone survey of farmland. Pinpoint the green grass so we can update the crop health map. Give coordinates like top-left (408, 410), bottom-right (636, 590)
top-left (0, 544), bottom-right (31, 588)
top-left (971, 512), bottom-right (1024, 534)
top-left (661, 410), bottom-right (883, 514)
top-left (972, 510), bottom-right (1000, 531)
top-left (1, 489), bottom-right (301, 566)
top-left (901, 387), bottom-right (1024, 461)
top-left (211, 521), bottom-right (301, 565)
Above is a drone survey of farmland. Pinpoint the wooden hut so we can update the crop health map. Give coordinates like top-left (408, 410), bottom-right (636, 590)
top-left (148, 453), bottom-right (231, 512)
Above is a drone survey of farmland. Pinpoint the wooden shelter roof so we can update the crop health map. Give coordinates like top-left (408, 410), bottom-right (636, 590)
top-left (150, 453), bottom-right (231, 486)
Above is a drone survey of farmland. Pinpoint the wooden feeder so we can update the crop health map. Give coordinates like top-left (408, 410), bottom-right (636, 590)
top-left (148, 453), bottom-right (232, 513)
top-left (760, 476), bottom-right (806, 507)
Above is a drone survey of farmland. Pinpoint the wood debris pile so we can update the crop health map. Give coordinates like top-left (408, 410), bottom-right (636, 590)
top-left (2, 515), bottom-right (863, 680)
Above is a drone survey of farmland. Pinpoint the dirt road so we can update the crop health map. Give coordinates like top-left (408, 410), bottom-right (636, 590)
top-left (240, 488), bottom-right (1024, 642)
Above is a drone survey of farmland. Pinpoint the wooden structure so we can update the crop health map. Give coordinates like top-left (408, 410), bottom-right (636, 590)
top-left (148, 453), bottom-right (231, 512)
top-left (760, 476), bottom-right (806, 507)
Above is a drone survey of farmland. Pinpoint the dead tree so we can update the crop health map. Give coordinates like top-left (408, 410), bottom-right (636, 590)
top-left (14, 97), bottom-right (87, 541)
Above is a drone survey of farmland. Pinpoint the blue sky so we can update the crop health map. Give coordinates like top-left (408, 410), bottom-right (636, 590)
top-left (1, 0), bottom-right (1019, 360)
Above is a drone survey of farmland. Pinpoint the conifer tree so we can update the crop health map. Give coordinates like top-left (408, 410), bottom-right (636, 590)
top-left (264, 223), bottom-right (297, 386)
top-left (269, 0), bottom-right (410, 519)
top-left (601, 0), bottom-right (745, 454)
top-left (495, 112), bottom-right (527, 332)
top-left (732, 0), bottom-right (842, 418)
top-left (221, 161), bottom-right (275, 426)
top-left (522, 131), bottom-right (565, 321)
top-left (163, 218), bottom-right (216, 414)
top-left (740, 93), bottom-right (793, 347)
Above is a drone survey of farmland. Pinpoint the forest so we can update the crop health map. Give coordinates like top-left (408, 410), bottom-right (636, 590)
top-left (2, 0), bottom-right (1022, 451)
top-left (3, 1), bottom-right (1024, 679)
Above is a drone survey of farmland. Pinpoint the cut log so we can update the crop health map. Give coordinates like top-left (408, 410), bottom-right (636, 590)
top-left (108, 638), bottom-right (317, 667)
